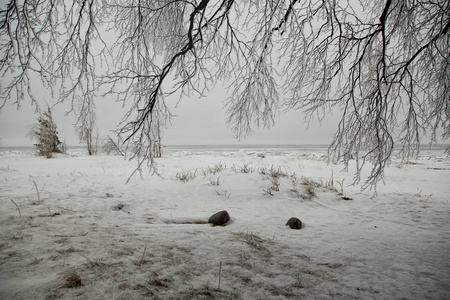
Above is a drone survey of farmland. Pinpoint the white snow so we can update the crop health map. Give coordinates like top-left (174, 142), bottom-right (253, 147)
top-left (0, 147), bottom-right (449, 299)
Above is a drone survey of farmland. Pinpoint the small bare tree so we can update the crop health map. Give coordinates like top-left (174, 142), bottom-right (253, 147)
top-left (75, 96), bottom-right (98, 156)
top-left (1, 0), bottom-right (449, 188)
top-left (82, 124), bottom-right (99, 156)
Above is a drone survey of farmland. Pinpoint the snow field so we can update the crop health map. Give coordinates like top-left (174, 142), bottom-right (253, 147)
top-left (0, 149), bottom-right (449, 299)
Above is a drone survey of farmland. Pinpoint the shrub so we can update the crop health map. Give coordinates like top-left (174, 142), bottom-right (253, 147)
top-left (29, 107), bottom-right (63, 158)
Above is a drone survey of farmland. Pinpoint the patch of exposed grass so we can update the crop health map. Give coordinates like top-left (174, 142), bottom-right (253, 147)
top-left (174, 170), bottom-right (197, 182)
top-left (259, 165), bottom-right (289, 178)
top-left (60, 268), bottom-right (83, 288)
top-left (202, 162), bottom-right (227, 176)
top-left (231, 231), bottom-right (274, 252)
top-left (231, 163), bottom-right (254, 174)
top-left (209, 176), bottom-right (220, 186)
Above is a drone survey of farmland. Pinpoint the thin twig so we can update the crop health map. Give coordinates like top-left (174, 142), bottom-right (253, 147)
top-left (52, 232), bottom-right (88, 238)
top-left (33, 181), bottom-right (41, 204)
top-left (10, 198), bottom-right (21, 217)
top-left (55, 206), bottom-right (76, 213)
top-left (140, 245), bottom-right (147, 266)
top-left (137, 283), bottom-right (152, 292)
top-left (218, 261), bottom-right (223, 290)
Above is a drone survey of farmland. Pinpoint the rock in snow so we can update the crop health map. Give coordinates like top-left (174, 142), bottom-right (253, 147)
top-left (286, 217), bottom-right (302, 229)
top-left (208, 210), bottom-right (230, 226)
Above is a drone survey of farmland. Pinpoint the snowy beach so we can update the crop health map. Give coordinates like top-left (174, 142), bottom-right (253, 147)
top-left (0, 146), bottom-right (449, 299)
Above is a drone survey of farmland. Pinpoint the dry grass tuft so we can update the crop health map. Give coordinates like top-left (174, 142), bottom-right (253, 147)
top-left (147, 271), bottom-right (171, 288)
top-left (231, 163), bottom-right (254, 174)
top-left (61, 268), bottom-right (83, 288)
top-left (304, 185), bottom-right (316, 198)
top-left (174, 170), bottom-right (197, 182)
top-left (112, 203), bottom-right (125, 211)
top-left (134, 245), bottom-right (149, 266)
top-left (30, 257), bottom-right (42, 265)
top-left (231, 231), bottom-right (273, 252)
top-left (209, 176), bottom-right (220, 186)
top-left (183, 284), bottom-right (232, 299)
top-left (202, 162), bottom-right (227, 176)
top-left (259, 165), bottom-right (289, 178)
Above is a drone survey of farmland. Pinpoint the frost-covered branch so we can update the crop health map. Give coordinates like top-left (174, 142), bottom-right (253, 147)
top-left (1, 0), bottom-right (449, 188)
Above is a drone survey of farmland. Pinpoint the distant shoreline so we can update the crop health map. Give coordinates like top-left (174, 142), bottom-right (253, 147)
top-left (0, 144), bottom-right (328, 151)
top-left (0, 143), bottom-right (448, 153)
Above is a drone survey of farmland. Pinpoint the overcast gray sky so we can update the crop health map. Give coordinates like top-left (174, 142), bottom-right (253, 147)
top-left (0, 83), bottom-right (339, 147)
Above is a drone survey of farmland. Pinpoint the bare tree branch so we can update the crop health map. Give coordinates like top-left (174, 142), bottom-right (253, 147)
top-left (1, 0), bottom-right (448, 188)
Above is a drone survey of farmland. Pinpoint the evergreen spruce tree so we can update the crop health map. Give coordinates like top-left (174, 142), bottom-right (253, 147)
top-left (31, 107), bottom-right (62, 158)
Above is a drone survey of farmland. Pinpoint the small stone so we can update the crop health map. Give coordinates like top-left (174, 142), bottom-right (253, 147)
top-left (208, 210), bottom-right (230, 226)
top-left (286, 217), bottom-right (302, 230)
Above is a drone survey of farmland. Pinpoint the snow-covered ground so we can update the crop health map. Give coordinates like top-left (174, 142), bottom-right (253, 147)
top-left (0, 147), bottom-right (449, 299)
